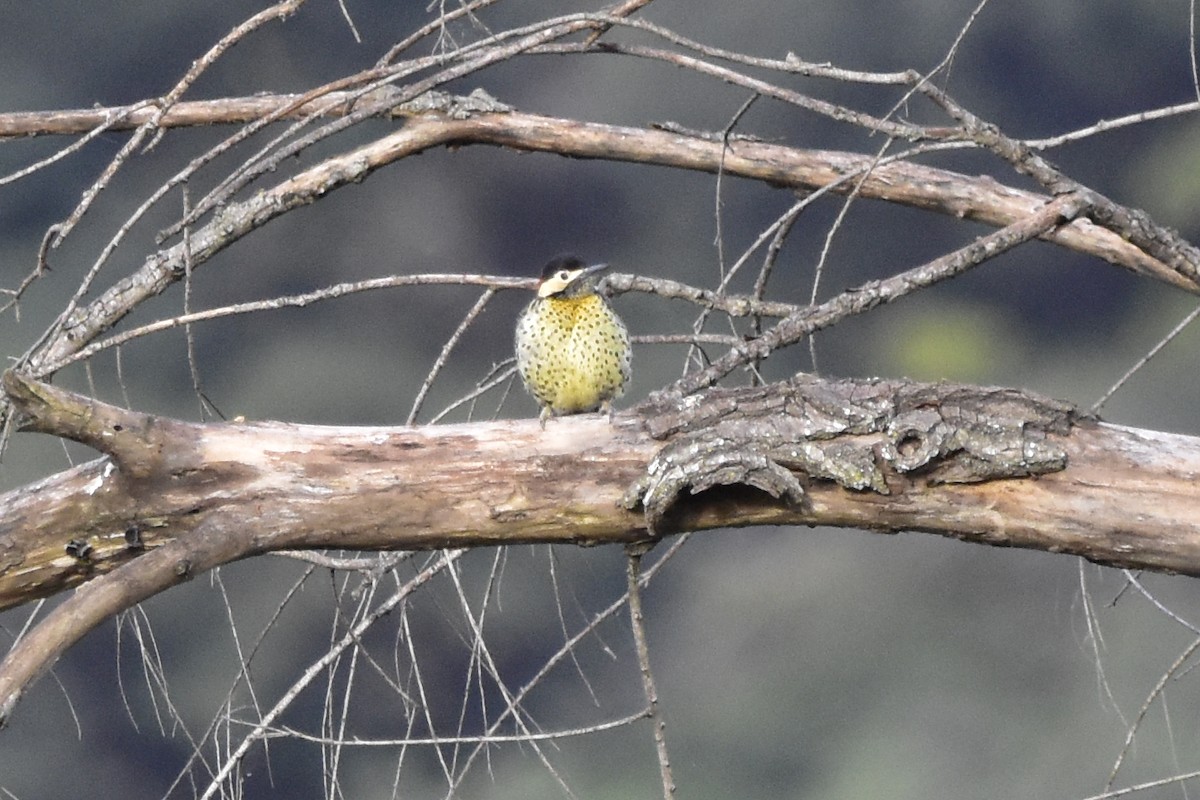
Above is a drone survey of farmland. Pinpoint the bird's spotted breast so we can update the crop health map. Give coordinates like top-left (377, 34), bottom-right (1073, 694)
top-left (515, 292), bottom-right (631, 418)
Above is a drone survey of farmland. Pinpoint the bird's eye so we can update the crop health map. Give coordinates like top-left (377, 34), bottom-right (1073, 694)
top-left (557, 270), bottom-right (571, 281)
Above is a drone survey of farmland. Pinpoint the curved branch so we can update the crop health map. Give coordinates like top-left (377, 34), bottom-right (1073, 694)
top-left (0, 516), bottom-right (251, 729)
top-left (15, 103), bottom-right (1187, 381)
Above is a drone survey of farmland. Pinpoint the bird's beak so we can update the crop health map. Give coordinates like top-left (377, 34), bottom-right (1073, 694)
top-left (574, 262), bottom-right (611, 292)
top-left (580, 263), bottom-right (610, 278)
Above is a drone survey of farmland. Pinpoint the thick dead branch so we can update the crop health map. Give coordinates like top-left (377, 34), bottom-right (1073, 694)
top-left (5, 369), bottom-right (1200, 724)
top-left (8, 368), bottom-right (1200, 600)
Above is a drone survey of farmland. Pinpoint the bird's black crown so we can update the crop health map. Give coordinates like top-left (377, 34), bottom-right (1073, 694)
top-left (539, 254), bottom-right (587, 281)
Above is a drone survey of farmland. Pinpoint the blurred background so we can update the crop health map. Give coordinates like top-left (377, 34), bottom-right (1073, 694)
top-left (4, 1), bottom-right (1200, 797)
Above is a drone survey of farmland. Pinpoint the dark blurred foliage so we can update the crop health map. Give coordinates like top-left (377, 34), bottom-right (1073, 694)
top-left (4, 2), bottom-right (1200, 798)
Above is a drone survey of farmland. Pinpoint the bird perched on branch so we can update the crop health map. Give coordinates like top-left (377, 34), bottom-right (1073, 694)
top-left (515, 255), bottom-right (631, 425)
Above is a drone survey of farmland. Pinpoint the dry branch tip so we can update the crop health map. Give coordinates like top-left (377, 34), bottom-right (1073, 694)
top-left (2, 370), bottom-right (190, 479)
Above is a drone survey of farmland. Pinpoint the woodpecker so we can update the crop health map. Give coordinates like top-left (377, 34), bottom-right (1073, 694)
top-left (515, 255), bottom-right (631, 425)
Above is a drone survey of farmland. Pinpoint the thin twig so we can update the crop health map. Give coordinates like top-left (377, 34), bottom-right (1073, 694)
top-left (752, 198), bottom-right (805, 379)
top-left (1105, 634), bottom-right (1200, 791)
top-left (431, 362), bottom-right (518, 424)
top-left (806, 134), bottom-right (897, 371)
top-left (1080, 769), bottom-right (1200, 800)
top-left (254, 707), bottom-right (651, 746)
top-left (583, 0), bottom-right (657, 46)
top-left (199, 550), bottom-right (467, 800)
top-left (40, 274), bottom-right (529, 375)
top-left (1192, 0), bottom-right (1200, 102)
top-left (1024, 101), bottom-right (1200, 150)
top-left (605, 274), bottom-right (802, 320)
top-left (671, 193), bottom-right (1087, 395)
top-left (879, 0), bottom-right (992, 125)
top-left (690, 92), bottom-right (760, 376)
top-left (1090, 301), bottom-right (1200, 413)
top-left (592, 41), bottom-right (934, 141)
top-left (336, 0), bottom-right (362, 42)
top-left (449, 536), bottom-right (691, 792)
top-left (626, 544), bottom-right (674, 799)
top-left (536, 16), bottom-right (914, 85)
top-left (408, 289), bottom-right (497, 425)
top-left (378, 0), bottom-right (505, 66)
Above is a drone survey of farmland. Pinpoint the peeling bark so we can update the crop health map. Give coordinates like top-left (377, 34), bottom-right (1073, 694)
top-left (624, 376), bottom-right (1078, 529)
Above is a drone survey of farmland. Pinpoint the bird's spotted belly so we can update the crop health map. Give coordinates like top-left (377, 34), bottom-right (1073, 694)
top-left (515, 293), bottom-right (631, 418)
top-left (544, 340), bottom-right (627, 413)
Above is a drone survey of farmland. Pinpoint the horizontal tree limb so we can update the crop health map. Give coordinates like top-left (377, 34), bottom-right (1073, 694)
top-left (4, 368), bottom-right (1200, 725)
top-left (5, 370), bottom-right (1200, 609)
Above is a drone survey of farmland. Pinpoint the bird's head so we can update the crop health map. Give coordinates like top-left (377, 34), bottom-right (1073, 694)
top-left (535, 255), bottom-right (610, 299)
